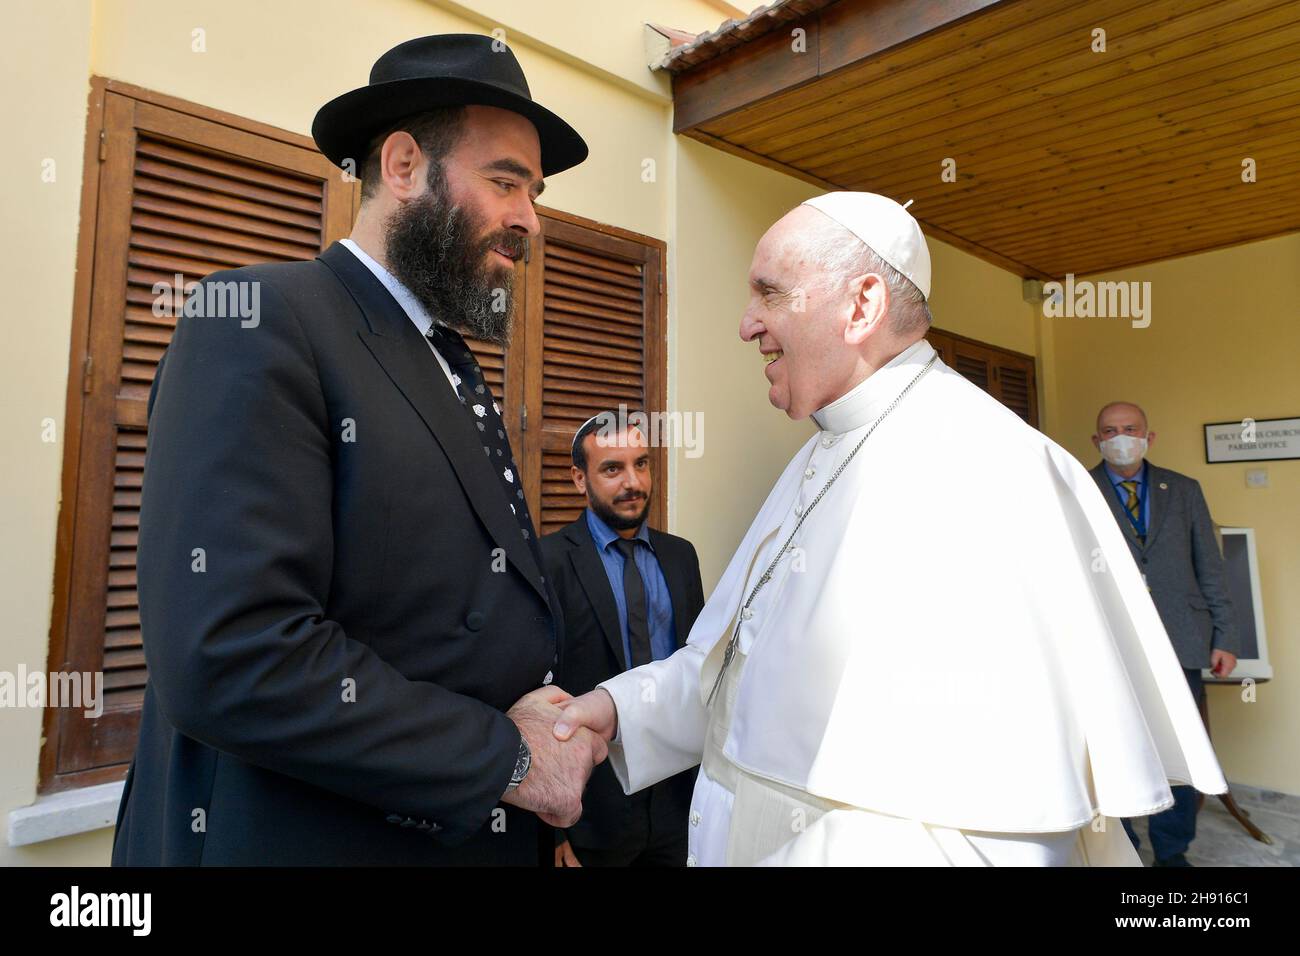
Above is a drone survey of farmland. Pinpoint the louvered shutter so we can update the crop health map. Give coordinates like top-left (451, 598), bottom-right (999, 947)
top-left (519, 215), bottom-right (666, 536)
top-left (931, 327), bottom-right (1039, 428)
top-left (993, 359), bottom-right (1037, 426)
top-left (949, 339), bottom-right (993, 391)
top-left (48, 89), bottom-right (352, 783)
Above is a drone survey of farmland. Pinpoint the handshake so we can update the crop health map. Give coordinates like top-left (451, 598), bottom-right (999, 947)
top-left (499, 685), bottom-right (619, 828)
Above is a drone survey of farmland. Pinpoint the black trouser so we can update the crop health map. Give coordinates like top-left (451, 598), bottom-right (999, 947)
top-left (571, 787), bottom-right (688, 867)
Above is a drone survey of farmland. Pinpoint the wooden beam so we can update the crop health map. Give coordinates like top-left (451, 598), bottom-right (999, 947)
top-left (672, 12), bottom-right (821, 133)
top-left (672, 0), bottom-right (1009, 133)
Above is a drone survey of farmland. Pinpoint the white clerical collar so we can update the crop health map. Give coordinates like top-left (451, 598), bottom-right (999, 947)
top-left (811, 338), bottom-right (936, 434)
top-left (339, 237), bottom-right (441, 336)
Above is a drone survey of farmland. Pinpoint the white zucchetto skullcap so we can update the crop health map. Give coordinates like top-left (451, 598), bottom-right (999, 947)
top-left (801, 192), bottom-right (931, 300)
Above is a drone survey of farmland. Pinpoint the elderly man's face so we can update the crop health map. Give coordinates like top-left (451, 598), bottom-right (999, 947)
top-left (1092, 402), bottom-right (1155, 452)
top-left (1095, 405), bottom-right (1147, 439)
top-left (739, 208), bottom-right (855, 420)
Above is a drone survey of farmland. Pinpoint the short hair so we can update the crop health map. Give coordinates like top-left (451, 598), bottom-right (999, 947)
top-left (1096, 401), bottom-right (1148, 431)
top-left (571, 409), bottom-right (647, 472)
top-left (358, 106), bottom-right (468, 203)
top-left (804, 220), bottom-right (932, 336)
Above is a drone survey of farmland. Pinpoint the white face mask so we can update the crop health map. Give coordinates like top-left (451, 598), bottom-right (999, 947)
top-left (1099, 434), bottom-right (1148, 467)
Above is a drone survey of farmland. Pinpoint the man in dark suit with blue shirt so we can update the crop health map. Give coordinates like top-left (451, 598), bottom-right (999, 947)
top-left (541, 412), bottom-right (705, 866)
top-left (1089, 401), bottom-right (1239, 867)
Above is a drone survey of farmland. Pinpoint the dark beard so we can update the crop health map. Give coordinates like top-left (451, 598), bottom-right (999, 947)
top-left (589, 490), bottom-right (652, 532)
top-left (383, 168), bottom-right (523, 347)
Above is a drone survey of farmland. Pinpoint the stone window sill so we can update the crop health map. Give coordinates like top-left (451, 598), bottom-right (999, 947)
top-left (6, 780), bottom-right (123, 847)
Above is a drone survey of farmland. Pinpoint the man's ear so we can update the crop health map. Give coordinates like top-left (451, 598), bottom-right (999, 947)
top-left (1145, 430), bottom-right (1156, 449)
top-left (571, 465), bottom-right (586, 496)
top-left (380, 130), bottom-right (425, 202)
top-left (1091, 434), bottom-right (1101, 450)
top-left (844, 273), bottom-right (889, 346)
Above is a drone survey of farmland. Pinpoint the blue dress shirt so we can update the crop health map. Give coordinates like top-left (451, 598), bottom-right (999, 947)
top-left (584, 507), bottom-right (677, 669)
top-left (1103, 460), bottom-right (1151, 533)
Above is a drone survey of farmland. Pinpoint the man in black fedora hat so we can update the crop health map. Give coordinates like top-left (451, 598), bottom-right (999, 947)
top-left (111, 34), bottom-right (603, 866)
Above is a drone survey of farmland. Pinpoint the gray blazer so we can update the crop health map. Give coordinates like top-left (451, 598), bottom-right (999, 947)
top-left (1089, 461), bottom-right (1239, 669)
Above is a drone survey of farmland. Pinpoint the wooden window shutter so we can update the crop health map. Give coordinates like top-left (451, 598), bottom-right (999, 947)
top-left (926, 328), bottom-right (954, 368)
top-left (928, 326), bottom-right (1039, 428)
top-left (513, 212), bottom-right (666, 537)
top-left (44, 81), bottom-right (353, 791)
top-left (993, 358), bottom-right (1037, 425)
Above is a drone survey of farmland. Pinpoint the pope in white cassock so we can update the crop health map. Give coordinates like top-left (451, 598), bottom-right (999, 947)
top-left (554, 192), bottom-right (1229, 866)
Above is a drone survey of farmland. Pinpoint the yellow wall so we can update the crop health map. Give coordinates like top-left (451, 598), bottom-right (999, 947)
top-left (669, 139), bottom-right (820, 584)
top-left (0, 0), bottom-right (113, 866)
top-left (929, 239), bottom-right (1039, 356)
top-left (1047, 233), bottom-right (1300, 796)
top-left (2, 0), bottom-right (1292, 865)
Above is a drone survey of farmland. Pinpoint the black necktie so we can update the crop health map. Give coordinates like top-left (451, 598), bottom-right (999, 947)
top-left (613, 538), bottom-right (653, 668)
top-left (423, 323), bottom-right (538, 549)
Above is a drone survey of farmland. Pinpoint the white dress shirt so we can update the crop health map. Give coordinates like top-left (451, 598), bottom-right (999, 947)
top-left (338, 238), bottom-right (458, 393)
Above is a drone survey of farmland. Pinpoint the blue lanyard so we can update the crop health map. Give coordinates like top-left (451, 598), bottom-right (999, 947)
top-left (1109, 462), bottom-right (1149, 537)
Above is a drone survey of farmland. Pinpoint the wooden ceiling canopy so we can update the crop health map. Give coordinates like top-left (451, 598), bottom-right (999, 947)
top-left (666, 0), bottom-right (1300, 279)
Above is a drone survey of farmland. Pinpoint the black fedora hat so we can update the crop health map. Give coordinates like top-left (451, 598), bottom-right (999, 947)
top-left (312, 34), bottom-right (588, 177)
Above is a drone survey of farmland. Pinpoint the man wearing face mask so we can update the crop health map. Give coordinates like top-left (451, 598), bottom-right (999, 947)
top-left (1090, 401), bottom-right (1239, 866)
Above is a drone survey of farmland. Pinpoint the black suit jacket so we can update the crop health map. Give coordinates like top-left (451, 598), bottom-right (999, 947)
top-left (541, 515), bottom-right (704, 851)
top-left (111, 242), bottom-right (561, 866)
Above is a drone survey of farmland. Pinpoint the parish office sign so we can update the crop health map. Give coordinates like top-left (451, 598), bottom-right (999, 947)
top-left (1204, 417), bottom-right (1300, 463)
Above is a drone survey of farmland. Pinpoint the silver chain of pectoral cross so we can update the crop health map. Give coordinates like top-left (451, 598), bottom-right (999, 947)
top-left (706, 352), bottom-right (938, 708)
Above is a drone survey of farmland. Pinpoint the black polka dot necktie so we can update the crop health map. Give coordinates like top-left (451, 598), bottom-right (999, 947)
top-left (424, 322), bottom-right (538, 548)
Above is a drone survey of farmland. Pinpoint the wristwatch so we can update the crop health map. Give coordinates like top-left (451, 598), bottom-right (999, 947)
top-left (506, 735), bottom-right (531, 791)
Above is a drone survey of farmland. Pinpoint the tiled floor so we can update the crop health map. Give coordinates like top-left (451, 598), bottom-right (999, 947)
top-left (1127, 783), bottom-right (1299, 866)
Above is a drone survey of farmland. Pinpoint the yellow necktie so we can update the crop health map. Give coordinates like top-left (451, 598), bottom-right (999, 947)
top-left (1120, 480), bottom-right (1145, 543)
